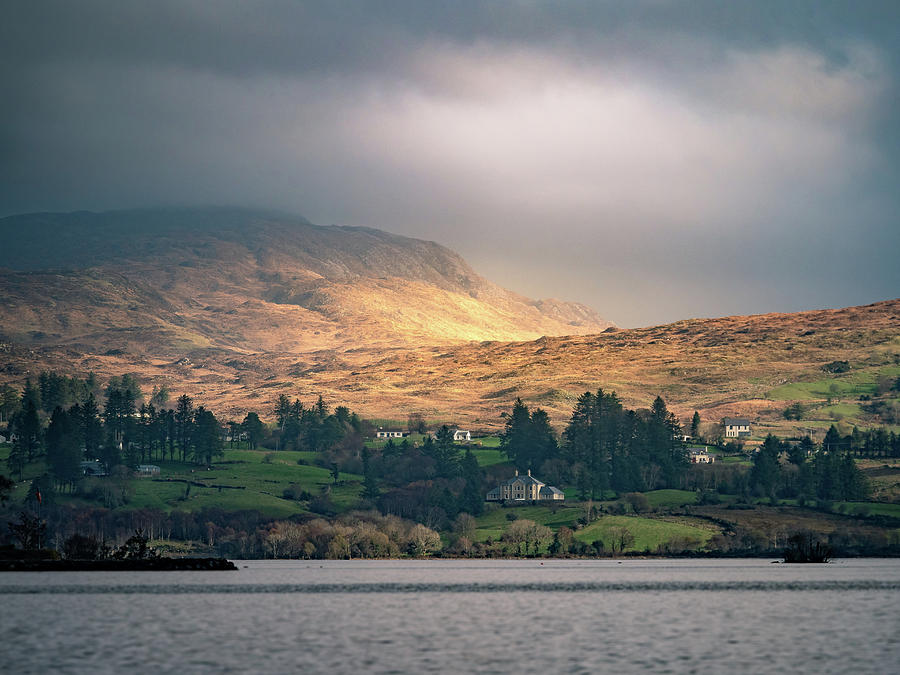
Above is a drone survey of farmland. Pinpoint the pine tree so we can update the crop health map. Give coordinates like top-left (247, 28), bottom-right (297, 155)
top-left (46, 407), bottom-right (83, 490)
top-left (361, 446), bottom-right (380, 500)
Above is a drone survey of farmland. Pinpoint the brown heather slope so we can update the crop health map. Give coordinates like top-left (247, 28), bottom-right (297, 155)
top-left (0, 207), bottom-right (610, 356)
top-left (0, 209), bottom-right (896, 433)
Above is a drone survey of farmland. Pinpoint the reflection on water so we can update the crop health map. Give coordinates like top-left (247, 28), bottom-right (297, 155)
top-left (2, 559), bottom-right (899, 674)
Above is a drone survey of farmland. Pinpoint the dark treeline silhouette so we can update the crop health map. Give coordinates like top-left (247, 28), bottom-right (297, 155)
top-left (501, 392), bottom-right (688, 499)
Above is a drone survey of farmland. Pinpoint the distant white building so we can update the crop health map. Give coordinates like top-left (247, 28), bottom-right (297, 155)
top-left (450, 429), bottom-right (471, 442)
top-left (486, 469), bottom-right (565, 502)
top-left (724, 418), bottom-right (751, 438)
top-left (688, 447), bottom-right (715, 464)
top-left (376, 429), bottom-right (406, 439)
top-left (136, 464), bottom-right (161, 476)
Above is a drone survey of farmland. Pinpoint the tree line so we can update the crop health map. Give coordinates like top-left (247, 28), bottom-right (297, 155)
top-left (501, 391), bottom-right (688, 499)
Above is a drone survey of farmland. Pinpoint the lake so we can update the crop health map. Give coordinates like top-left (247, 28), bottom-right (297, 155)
top-left (1, 558), bottom-right (899, 673)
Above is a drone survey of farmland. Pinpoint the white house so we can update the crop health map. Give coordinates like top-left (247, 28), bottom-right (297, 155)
top-left (136, 464), bottom-right (161, 476)
top-left (724, 418), bottom-right (751, 438)
top-left (486, 469), bottom-right (565, 502)
top-left (450, 429), bottom-right (471, 442)
top-left (688, 447), bottom-right (715, 464)
top-left (376, 429), bottom-right (406, 439)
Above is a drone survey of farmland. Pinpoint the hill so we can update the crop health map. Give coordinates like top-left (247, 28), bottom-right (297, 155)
top-left (0, 208), bottom-right (897, 434)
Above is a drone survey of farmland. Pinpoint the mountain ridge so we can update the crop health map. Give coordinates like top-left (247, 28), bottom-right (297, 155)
top-left (0, 207), bottom-right (613, 354)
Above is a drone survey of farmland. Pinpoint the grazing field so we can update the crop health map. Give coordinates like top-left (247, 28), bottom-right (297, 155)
top-left (573, 515), bottom-right (717, 552)
top-left (469, 447), bottom-right (508, 467)
top-left (643, 489), bottom-right (698, 509)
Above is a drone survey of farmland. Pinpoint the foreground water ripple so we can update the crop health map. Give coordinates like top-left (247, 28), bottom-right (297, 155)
top-left (2, 559), bottom-right (899, 674)
top-left (3, 579), bottom-right (900, 594)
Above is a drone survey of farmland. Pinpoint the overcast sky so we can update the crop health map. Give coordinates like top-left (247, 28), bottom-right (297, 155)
top-left (1, 2), bottom-right (898, 326)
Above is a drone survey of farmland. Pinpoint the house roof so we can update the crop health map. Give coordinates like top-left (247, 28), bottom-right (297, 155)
top-left (539, 486), bottom-right (564, 496)
top-left (724, 418), bottom-right (751, 426)
top-left (501, 474), bottom-right (545, 487)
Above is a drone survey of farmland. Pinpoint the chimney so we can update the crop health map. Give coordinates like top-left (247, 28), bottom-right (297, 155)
top-left (514, 469), bottom-right (518, 477)
top-left (527, 469), bottom-right (531, 477)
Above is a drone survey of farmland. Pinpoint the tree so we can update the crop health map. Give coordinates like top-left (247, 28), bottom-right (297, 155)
top-left (459, 449), bottom-right (485, 515)
top-left (407, 412), bottom-right (426, 434)
top-left (227, 420), bottom-right (241, 448)
top-left (407, 524), bottom-right (442, 556)
top-left (0, 384), bottom-right (20, 424)
top-left (150, 385), bottom-right (170, 409)
top-left (361, 446), bottom-right (380, 500)
top-left (174, 394), bottom-right (194, 461)
top-left (690, 411), bottom-right (701, 439)
top-left (9, 511), bottom-right (46, 550)
top-left (428, 426), bottom-right (461, 478)
top-left (46, 406), bottom-right (83, 490)
top-left (750, 434), bottom-right (782, 500)
top-left (241, 412), bottom-right (264, 449)
top-left (0, 474), bottom-right (13, 503)
top-left (12, 397), bottom-right (43, 463)
top-left (274, 394), bottom-right (291, 432)
top-left (192, 407), bottom-right (223, 466)
top-left (81, 393), bottom-right (103, 460)
top-left (501, 398), bottom-right (533, 468)
top-left (113, 529), bottom-right (159, 560)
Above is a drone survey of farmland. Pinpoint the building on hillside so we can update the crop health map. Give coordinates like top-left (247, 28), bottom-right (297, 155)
top-left (688, 447), bottom-right (715, 463)
top-left (375, 429), bottom-right (407, 439)
top-left (450, 429), bottom-right (471, 442)
top-left (486, 469), bottom-right (565, 502)
top-left (724, 418), bottom-right (751, 438)
top-left (137, 464), bottom-right (161, 476)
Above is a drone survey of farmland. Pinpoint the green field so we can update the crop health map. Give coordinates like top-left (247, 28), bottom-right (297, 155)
top-left (834, 501), bottom-right (900, 518)
top-left (766, 365), bottom-right (900, 401)
top-left (0, 444), bottom-right (364, 518)
top-left (469, 447), bottom-right (508, 467)
top-left (574, 515), bottom-right (715, 552)
top-left (644, 489), bottom-right (698, 509)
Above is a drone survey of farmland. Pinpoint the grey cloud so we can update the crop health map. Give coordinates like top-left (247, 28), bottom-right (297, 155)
top-left (1, 1), bottom-right (898, 326)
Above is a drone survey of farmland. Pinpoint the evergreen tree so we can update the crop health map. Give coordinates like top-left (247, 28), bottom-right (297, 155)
top-left (13, 397), bottom-right (43, 463)
top-left (0, 383), bottom-right (21, 424)
top-left (81, 393), bottom-right (103, 460)
top-left (500, 398), bottom-right (533, 468)
top-left (241, 412), bottom-right (264, 450)
top-left (361, 446), bottom-right (380, 500)
top-left (690, 411), bottom-right (701, 439)
top-left (192, 406), bottom-right (223, 466)
top-left (46, 406), bottom-right (83, 490)
top-left (750, 434), bottom-right (782, 500)
top-left (428, 426), bottom-right (461, 478)
top-left (459, 449), bottom-right (485, 515)
top-left (174, 394), bottom-right (194, 461)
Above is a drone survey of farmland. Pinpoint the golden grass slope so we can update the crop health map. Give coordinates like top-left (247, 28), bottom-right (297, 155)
top-left (3, 295), bottom-right (897, 440)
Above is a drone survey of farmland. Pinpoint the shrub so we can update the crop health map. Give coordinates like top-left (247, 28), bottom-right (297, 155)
top-left (624, 492), bottom-right (651, 513)
top-left (823, 360), bottom-right (850, 373)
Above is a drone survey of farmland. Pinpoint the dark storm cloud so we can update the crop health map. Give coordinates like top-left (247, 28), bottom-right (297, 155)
top-left (1, 1), bottom-right (898, 326)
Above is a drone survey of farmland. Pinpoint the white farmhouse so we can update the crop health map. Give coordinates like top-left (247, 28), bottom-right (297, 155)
top-left (688, 447), bottom-right (715, 464)
top-left (724, 418), bottom-right (751, 439)
top-left (450, 429), bottom-right (471, 442)
top-left (376, 429), bottom-right (407, 439)
top-left (486, 470), bottom-right (565, 502)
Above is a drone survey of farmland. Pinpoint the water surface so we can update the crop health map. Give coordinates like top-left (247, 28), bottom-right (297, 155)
top-left (1, 558), bottom-right (898, 673)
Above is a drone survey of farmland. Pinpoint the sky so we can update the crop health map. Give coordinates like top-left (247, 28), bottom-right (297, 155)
top-left (1, 1), bottom-right (898, 327)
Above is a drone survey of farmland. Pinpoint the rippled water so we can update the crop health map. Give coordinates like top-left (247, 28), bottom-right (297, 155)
top-left (1, 558), bottom-right (898, 673)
